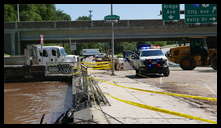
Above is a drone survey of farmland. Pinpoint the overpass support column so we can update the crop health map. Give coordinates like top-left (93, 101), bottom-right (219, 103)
top-left (16, 31), bottom-right (21, 55)
top-left (10, 32), bottom-right (16, 55)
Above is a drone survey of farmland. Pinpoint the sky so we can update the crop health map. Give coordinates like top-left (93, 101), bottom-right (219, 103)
top-left (55, 4), bottom-right (185, 21)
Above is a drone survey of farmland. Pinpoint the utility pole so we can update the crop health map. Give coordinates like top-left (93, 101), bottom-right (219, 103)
top-left (111, 4), bottom-right (115, 76)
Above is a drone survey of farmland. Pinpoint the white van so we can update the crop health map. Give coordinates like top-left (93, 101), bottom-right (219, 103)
top-left (81, 49), bottom-right (101, 57)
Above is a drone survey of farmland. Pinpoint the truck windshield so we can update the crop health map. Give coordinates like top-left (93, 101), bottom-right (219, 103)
top-left (60, 48), bottom-right (67, 56)
top-left (141, 50), bottom-right (164, 57)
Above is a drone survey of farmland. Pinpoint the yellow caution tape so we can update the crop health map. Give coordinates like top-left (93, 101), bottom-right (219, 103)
top-left (105, 93), bottom-right (217, 124)
top-left (72, 72), bottom-right (81, 75)
top-left (72, 65), bottom-right (111, 71)
top-left (91, 77), bottom-right (217, 102)
top-left (89, 67), bottom-right (112, 70)
top-left (81, 61), bottom-right (111, 64)
top-left (85, 64), bottom-right (112, 68)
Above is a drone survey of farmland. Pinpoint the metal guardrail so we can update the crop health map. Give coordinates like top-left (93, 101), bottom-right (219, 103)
top-left (5, 19), bottom-right (216, 30)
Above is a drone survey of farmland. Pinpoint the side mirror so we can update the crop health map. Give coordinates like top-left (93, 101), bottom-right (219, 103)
top-left (57, 49), bottom-right (61, 57)
top-left (132, 54), bottom-right (139, 59)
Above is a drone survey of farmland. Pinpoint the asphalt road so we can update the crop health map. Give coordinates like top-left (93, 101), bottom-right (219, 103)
top-left (117, 66), bottom-right (217, 114)
top-left (125, 67), bottom-right (217, 97)
top-left (89, 66), bottom-right (217, 123)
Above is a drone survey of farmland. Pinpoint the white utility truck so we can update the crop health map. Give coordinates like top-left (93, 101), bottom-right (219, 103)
top-left (28, 45), bottom-right (79, 65)
top-left (4, 45), bottom-right (79, 66)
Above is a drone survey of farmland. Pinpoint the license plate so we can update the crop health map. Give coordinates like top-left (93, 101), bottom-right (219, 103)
top-left (152, 61), bottom-right (157, 64)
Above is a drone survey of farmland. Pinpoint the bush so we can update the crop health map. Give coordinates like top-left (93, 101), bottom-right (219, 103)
top-left (150, 41), bottom-right (167, 46)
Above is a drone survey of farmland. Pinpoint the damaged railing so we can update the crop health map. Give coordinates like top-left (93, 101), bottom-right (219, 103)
top-left (51, 63), bottom-right (109, 124)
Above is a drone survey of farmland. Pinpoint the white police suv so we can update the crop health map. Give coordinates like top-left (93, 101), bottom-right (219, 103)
top-left (130, 45), bottom-right (170, 77)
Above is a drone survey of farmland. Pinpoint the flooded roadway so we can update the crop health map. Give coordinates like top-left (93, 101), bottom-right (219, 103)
top-left (4, 81), bottom-right (73, 124)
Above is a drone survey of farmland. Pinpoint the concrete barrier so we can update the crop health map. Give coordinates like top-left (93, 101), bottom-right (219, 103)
top-left (4, 56), bottom-right (26, 65)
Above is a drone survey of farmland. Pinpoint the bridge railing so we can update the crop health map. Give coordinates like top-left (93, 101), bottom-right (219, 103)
top-left (56, 21), bottom-right (91, 28)
top-left (4, 19), bottom-right (217, 30)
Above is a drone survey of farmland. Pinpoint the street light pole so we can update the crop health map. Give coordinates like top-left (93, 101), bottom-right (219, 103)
top-left (17, 4), bottom-right (21, 55)
top-left (89, 10), bottom-right (92, 19)
top-left (89, 10), bottom-right (93, 27)
top-left (17, 4), bottom-right (20, 22)
top-left (111, 4), bottom-right (113, 15)
top-left (111, 4), bottom-right (115, 76)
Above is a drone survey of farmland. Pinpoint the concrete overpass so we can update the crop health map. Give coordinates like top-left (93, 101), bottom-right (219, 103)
top-left (4, 19), bottom-right (217, 55)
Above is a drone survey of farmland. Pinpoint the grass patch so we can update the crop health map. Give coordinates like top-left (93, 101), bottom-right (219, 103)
top-left (116, 53), bottom-right (123, 58)
top-left (4, 53), bottom-right (10, 57)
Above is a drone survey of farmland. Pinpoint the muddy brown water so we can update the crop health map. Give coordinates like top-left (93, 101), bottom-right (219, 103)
top-left (4, 81), bottom-right (73, 124)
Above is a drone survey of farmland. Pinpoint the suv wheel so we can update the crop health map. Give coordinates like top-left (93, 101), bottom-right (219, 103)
top-left (163, 67), bottom-right (170, 77)
top-left (135, 69), bottom-right (141, 77)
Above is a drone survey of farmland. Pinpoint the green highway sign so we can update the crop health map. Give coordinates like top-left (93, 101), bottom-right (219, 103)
top-left (185, 4), bottom-right (217, 24)
top-left (162, 4), bottom-right (180, 22)
top-left (104, 15), bottom-right (120, 21)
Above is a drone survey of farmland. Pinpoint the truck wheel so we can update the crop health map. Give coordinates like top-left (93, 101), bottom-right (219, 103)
top-left (180, 57), bottom-right (196, 70)
top-left (163, 67), bottom-right (170, 77)
top-left (136, 70), bottom-right (139, 77)
top-left (211, 56), bottom-right (217, 70)
top-left (135, 70), bottom-right (140, 77)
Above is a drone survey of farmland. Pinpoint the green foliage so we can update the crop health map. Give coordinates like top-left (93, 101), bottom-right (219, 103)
top-left (4, 4), bottom-right (71, 22)
top-left (4, 4), bottom-right (17, 22)
top-left (56, 10), bottom-right (71, 21)
top-left (4, 53), bottom-right (11, 57)
top-left (43, 43), bottom-right (60, 46)
top-left (149, 41), bottom-right (167, 46)
top-left (121, 42), bottom-right (137, 51)
top-left (20, 11), bottom-right (42, 21)
top-left (63, 43), bottom-right (72, 54)
top-left (116, 53), bottom-right (123, 58)
top-left (77, 16), bottom-right (91, 21)
top-left (167, 41), bottom-right (177, 45)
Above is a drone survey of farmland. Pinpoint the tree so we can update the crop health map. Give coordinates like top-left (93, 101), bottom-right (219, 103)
top-left (45, 4), bottom-right (57, 20)
top-left (4, 4), bottom-right (72, 22)
top-left (56, 10), bottom-right (71, 21)
top-left (4, 4), bottom-right (17, 22)
top-left (77, 16), bottom-right (91, 21)
top-left (20, 11), bottom-right (42, 21)
top-left (34, 4), bottom-right (48, 20)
